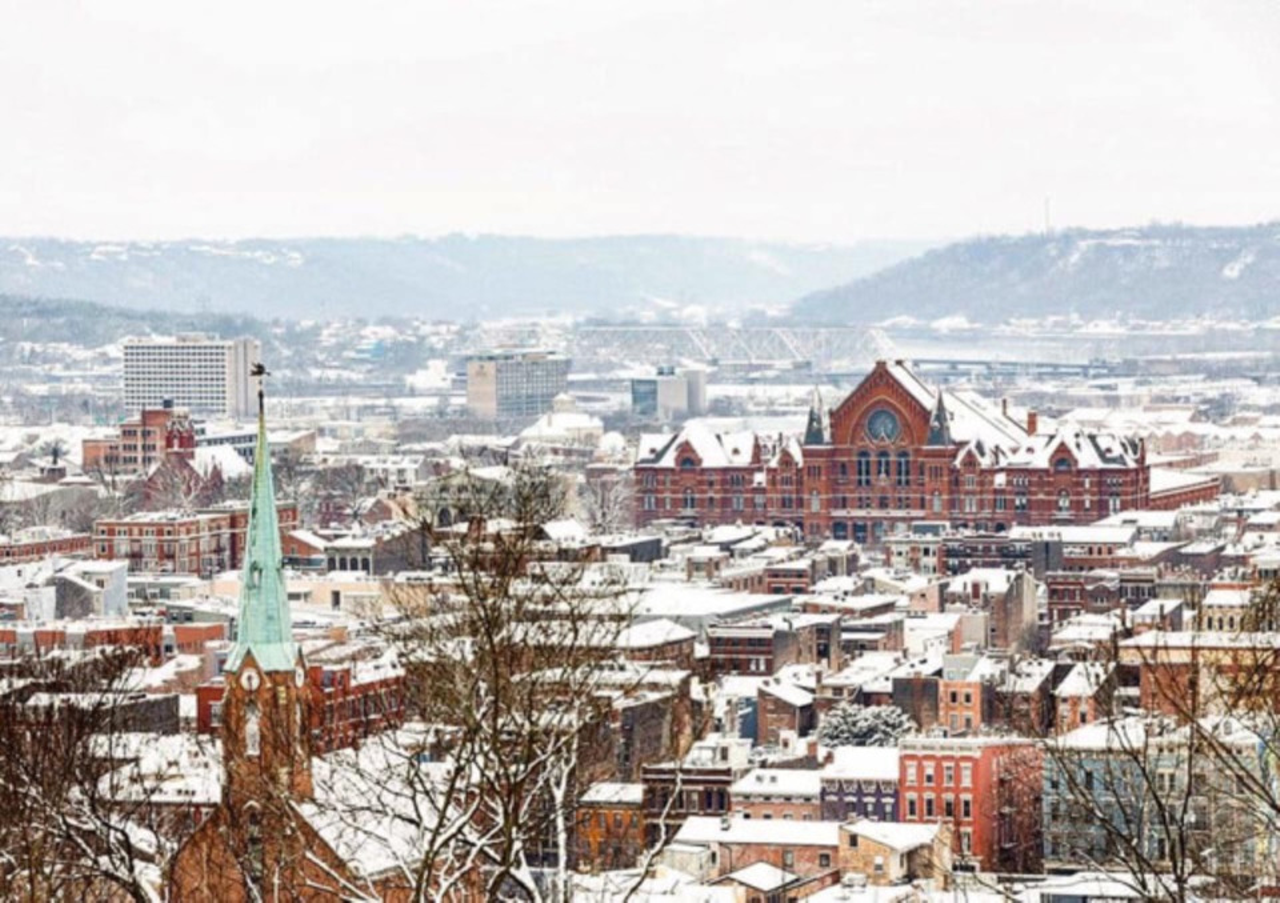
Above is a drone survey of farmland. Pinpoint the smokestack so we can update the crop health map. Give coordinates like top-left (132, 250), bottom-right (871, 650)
top-left (1027, 410), bottom-right (1039, 435)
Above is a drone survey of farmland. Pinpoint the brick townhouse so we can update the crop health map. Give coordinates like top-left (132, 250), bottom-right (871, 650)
top-left (94, 501), bottom-right (299, 576)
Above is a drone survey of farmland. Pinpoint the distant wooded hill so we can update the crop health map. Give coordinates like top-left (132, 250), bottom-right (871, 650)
top-left (792, 224), bottom-right (1280, 324)
top-left (0, 235), bottom-right (928, 320)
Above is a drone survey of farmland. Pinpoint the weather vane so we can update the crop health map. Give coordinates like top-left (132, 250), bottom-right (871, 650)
top-left (252, 362), bottom-right (271, 417)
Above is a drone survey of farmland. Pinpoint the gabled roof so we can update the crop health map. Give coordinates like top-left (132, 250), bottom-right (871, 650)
top-left (870, 361), bottom-right (1027, 453)
top-left (636, 423), bottom-right (762, 469)
top-left (1054, 662), bottom-right (1112, 699)
top-left (721, 862), bottom-right (798, 892)
top-left (1006, 425), bottom-right (1143, 470)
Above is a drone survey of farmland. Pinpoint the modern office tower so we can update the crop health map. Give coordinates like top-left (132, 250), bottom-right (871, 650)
top-left (466, 349), bottom-right (570, 419)
top-left (631, 365), bottom-right (707, 420)
top-left (123, 335), bottom-right (260, 418)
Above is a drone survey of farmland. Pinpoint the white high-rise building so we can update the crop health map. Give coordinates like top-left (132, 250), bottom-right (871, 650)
top-left (123, 335), bottom-right (260, 418)
top-left (466, 349), bottom-right (570, 419)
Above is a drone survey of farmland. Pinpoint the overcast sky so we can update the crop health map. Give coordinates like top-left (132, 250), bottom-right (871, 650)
top-left (2, 0), bottom-right (1278, 243)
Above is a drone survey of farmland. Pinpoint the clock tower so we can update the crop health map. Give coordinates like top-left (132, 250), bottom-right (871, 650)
top-left (220, 366), bottom-right (313, 858)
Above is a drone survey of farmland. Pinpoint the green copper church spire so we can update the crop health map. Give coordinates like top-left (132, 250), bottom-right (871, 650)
top-left (225, 364), bottom-right (297, 673)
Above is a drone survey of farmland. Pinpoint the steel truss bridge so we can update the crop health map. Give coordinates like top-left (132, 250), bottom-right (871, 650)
top-left (568, 325), bottom-right (897, 370)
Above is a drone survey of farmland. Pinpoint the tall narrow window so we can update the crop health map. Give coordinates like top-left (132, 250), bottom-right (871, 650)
top-left (245, 703), bottom-right (261, 757)
top-left (245, 805), bottom-right (264, 880)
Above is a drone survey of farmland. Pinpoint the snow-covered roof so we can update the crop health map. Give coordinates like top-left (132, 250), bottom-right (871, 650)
top-left (1008, 524), bottom-right (1137, 545)
top-left (1003, 426), bottom-right (1142, 471)
top-left (760, 681), bottom-right (814, 708)
top-left (1201, 587), bottom-right (1252, 609)
top-left (821, 746), bottom-right (899, 782)
top-left (193, 444), bottom-right (252, 480)
top-left (722, 862), bottom-right (798, 891)
top-left (946, 567), bottom-right (1016, 596)
top-left (1097, 509), bottom-right (1181, 529)
top-left (1054, 662), bottom-right (1112, 699)
top-left (675, 816), bottom-right (841, 847)
top-left (1150, 467), bottom-right (1218, 495)
top-left (615, 618), bottom-right (696, 648)
top-left (540, 518), bottom-right (589, 545)
top-left (845, 818), bottom-right (940, 852)
top-left (581, 781), bottom-right (645, 806)
top-left (730, 768), bottom-right (821, 799)
top-left (299, 735), bottom-right (460, 880)
top-left (95, 733), bottom-right (222, 807)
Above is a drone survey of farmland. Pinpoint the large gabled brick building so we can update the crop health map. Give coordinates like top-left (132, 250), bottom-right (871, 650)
top-left (632, 360), bottom-right (1195, 545)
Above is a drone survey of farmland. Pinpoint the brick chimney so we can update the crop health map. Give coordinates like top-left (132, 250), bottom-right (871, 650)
top-left (1027, 410), bottom-right (1039, 435)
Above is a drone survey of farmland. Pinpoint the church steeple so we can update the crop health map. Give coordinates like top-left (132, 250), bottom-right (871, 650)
top-left (926, 392), bottom-right (953, 446)
top-left (221, 363), bottom-right (312, 809)
top-left (803, 386), bottom-right (829, 446)
top-left (226, 365), bottom-right (296, 674)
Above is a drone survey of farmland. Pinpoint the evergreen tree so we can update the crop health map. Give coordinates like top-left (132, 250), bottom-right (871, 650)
top-left (817, 703), bottom-right (916, 747)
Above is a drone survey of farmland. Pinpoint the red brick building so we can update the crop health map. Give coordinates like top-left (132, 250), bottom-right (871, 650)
top-left (0, 527), bottom-right (91, 563)
top-left (83, 405), bottom-right (197, 474)
top-left (706, 613), bottom-right (841, 677)
top-left (635, 360), bottom-right (1165, 545)
top-left (94, 502), bottom-right (299, 576)
top-left (0, 618), bottom-right (165, 664)
top-left (575, 782), bottom-right (646, 871)
top-left (898, 736), bottom-right (1042, 872)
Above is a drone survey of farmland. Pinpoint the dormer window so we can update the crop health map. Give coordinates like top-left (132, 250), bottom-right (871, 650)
top-left (680, 457), bottom-right (696, 470)
top-left (1054, 457), bottom-right (1072, 473)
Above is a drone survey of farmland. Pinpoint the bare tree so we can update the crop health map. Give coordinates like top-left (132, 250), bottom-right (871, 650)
top-left (315, 460), bottom-right (676, 902)
top-left (308, 462), bottom-right (367, 528)
top-left (0, 647), bottom-right (171, 902)
top-left (1035, 598), bottom-right (1280, 900)
top-left (576, 470), bottom-right (633, 535)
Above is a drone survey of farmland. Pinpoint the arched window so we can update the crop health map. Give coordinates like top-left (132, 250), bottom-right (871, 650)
top-left (811, 491), bottom-right (821, 513)
top-left (856, 452), bottom-right (871, 487)
top-left (839, 462), bottom-right (848, 478)
top-left (683, 488), bottom-right (695, 510)
top-left (877, 451), bottom-right (891, 479)
top-left (680, 456), bottom-right (696, 470)
top-left (932, 491), bottom-right (943, 513)
top-left (1054, 457), bottom-right (1072, 473)
top-left (1057, 489), bottom-right (1071, 512)
top-left (896, 452), bottom-right (911, 487)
